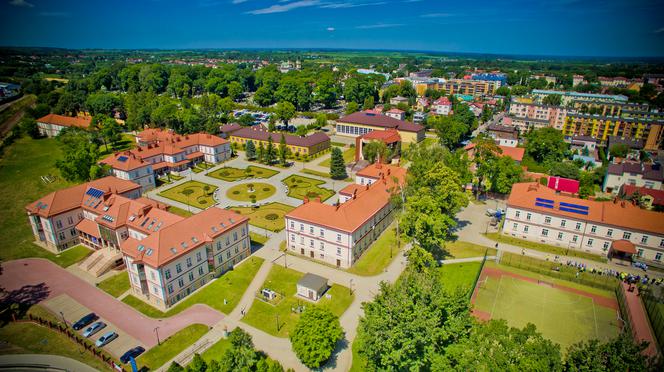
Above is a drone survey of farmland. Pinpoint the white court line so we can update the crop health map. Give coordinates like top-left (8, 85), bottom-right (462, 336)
top-left (490, 275), bottom-right (503, 318)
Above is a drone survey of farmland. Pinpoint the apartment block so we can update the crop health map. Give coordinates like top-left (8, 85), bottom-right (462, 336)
top-left (508, 101), bottom-right (569, 130)
top-left (562, 114), bottom-right (664, 150)
top-left (36, 114), bottom-right (92, 137)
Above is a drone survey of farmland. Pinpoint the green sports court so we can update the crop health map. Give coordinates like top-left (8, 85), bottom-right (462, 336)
top-left (472, 267), bottom-right (621, 350)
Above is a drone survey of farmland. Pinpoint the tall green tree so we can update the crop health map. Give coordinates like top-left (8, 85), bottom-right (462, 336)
top-left (490, 156), bottom-right (524, 194)
top-left (257, 142), bottom-right (265, 163)
top-left (279, 133), bottom-right (289, 166)
top-left (265, 136), bottom-right (275, 164)
top-left (526, 127), bottom-right (567, 164)
top-left (330, 147), bottom-right (348, 180)
top-left (362, 140), bottom-right (388, 163)
top-left (345, 101), bottom-right (359, 115)
top-left (246, 140), bottom-right (256, 160)
top-left (291, 307), bottom-right (344, 369)
top-left (274, 101), bottom-right (296, 125)
top-left (564, 333), bottom-right (657, 372)
top-left (55, 129), bottom-right (103, 182)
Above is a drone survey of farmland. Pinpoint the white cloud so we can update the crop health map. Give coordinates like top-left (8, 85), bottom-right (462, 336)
top-left (355, 23), bottom-right (404, 29)
top-left (420, 13), bottom-right (453, 18)
top-left (654, 27), bottom-right (664, 33)
top-left (246, 0), bottom-right (320, 14)
top-left (320, 1), bottom-right (386, 9)
top-left (9, 0), bottom-right (34, 7)
top-left (327, 26), bottom-right (335, 31)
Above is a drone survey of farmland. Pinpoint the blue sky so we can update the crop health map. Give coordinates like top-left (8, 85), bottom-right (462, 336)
top-left (1, 0), bottom-right (663, 57)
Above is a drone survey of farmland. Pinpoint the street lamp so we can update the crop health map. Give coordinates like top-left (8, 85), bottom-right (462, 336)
top-left (154, 326), bottom-right (161, 345)
top-left (59, 311), bottom-right (67, 326)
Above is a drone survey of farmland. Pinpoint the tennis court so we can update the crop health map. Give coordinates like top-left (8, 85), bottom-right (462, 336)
top-left (473, 267), bottom-right (621, 350)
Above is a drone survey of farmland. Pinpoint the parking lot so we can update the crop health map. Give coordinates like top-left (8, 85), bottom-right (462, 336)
top-left (44, 294), bottom-right (143, 359)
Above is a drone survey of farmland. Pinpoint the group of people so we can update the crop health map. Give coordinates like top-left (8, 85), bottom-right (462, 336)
top-left (562, 260), bottom-right (664, 286)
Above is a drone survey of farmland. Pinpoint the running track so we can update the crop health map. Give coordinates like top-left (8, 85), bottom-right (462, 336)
top-left (0, 259), bottom-right (223, 348)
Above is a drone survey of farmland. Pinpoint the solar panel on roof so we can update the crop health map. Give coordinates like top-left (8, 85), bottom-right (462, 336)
top-left (535, 198), bottom-right (554, 204)
top-left (86, 188), bottom-right (104, 198)
top-left (117, 155), bottom-right (128, 162)
top-left (535, 202), bottom-right (554, 208)
top-left (559, 202), bottom-right (589, 211)
top-left (559, 207), bottom-right (589, 215)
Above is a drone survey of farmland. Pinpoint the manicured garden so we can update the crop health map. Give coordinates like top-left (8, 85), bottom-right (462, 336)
top-left (122, 257), bottom-right (264, 317)
top-left (226, 182), bottom-right (276, 202)
top-left (207, 165), bottom-right (278, 182)
top-left (229, 202), bottom-right (294, 232)
top-left (158, 180), bottom-right (218, 209)
top-left (242, 265), bottom-right (354, 338)
top-left (348, 225), bottom-right (401, 276)
top-left (137, 324), bottom-right (209, 370)
top-left (282, 175), bottom-right (334, 201)
top-left (97, 271), bottom-right (131, 297)
top-left (485, 232), bottom-right (608, 263)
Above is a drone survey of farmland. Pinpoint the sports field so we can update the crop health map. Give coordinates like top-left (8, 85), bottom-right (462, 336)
top-left (473, 267), bottom-right (620, 350)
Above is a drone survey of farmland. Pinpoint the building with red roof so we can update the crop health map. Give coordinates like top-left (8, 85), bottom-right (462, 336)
top-left (285, 163), bottom-right (406, 268)
top-left (354, 129), bottom-right (401, 162)
top-left (385, 108), bottom-right (406, 121)
top-left (620, 184), bottom-right (664, 210)
top-left (432, 97), bottom-right (452, 116)
top-left (503, 182), bottom-right (664, 263)
top-left (36, 114), bottom-right (92, 137)
top-left (227, 126), bottom-right (330, 157)
top-left (336, 111), bottom-right (425, 144)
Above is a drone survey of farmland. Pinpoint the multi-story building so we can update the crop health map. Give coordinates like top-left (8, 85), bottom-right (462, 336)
top-left (285, 163), bottom-right (406, 268)
top-left (503, 182), bottom-right (664, 263)
top-left (100, 129), bottom-right (231, 191)
top-left (562, 114), bottom-right (664, 150)
top-left (36, 114), bottom-right (92, 138)
top-left (572, 75), bottom-right (586, 87)
top-left (471, 73), bottom-right (507, 87)
top-left (25, 176), bottom-right (142, 253)
top-left (354, 129), bottom-right (401, 162)
top-left (442, 79), bottom-right (498, 97)
top-left (385, 108), bottom-right (406, 121)
top-left (122, 207), bottom-right (250, 310)
top-left (431, 97), bottom-right (452, 116)
top-left (228, 126), bottom-right (330, 157)
top-left (487, 124), bottom-right (518, 147)
top-left (508, 101), bottom-right (569, 130)
top-left (603, 162), bottom-right (664, 194)
top-left (336, 111), bottom-right (425, 143)
top-left (532, 90), bottom-right (628, 105)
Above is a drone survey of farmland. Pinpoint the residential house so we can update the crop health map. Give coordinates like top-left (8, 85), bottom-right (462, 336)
top-left (385, 108), bottom-right (406, 121)
top-left (487, 124), bottom-right (518, 147)
top-left (603, 162), bottom-right (664, 193)
top-left (36, 114), bottom-right (92, 138)
top-left (354, 129), bottom-right (401, 162)
top-left (432, 97), bottom-right (452, 116)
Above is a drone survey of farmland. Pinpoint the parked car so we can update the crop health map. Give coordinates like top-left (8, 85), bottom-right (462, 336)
top-left (485, 208), bottom-right (496, 217)
top-left (95, 331), bottom-right (118, 347)
top-left (72, 313), bottom-right (98, 330)
top-left (120, 346), bottom-right (146, 363)
top-left (82, 321), bottom-right (106, 337)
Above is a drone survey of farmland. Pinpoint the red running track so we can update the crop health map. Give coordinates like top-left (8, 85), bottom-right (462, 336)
top-left (0, 259), bottom-right (223, 347)
top-left (620, 282), bottom-right (660, 358)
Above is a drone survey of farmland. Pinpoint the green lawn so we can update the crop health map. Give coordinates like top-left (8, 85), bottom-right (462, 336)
top-left (158, 181), bottom-right (218, 209)
top-left (226, 182), bottom-right (276, 202)
top-left (243, 265), bottom-right (354, 338)
top-left (166, 205), bottom-right (194, 217)
top-left (437, 262), bottom-right (483, 293)
top-left (249, 232), bottom-right (269, 247)
top-left (282, 175), bottom-right (334, 201)
top-left (98, 134), bottom-right (135, 158)
top-left (123, 257), bottom-right (264, 317)
top-left (350, 336), bottom-right (368, 372)
top-left (138, 324), bottom-right (209, 370)
top-left (485, 232), bottom-right (608, 263)
top-left (473, 269), bottom-right (619, 350)
top-left (319, 147), bottom-right (355, 167)
top-left (348, 225), bottom-right (401, 276)
top-left (443, 241), bottom-right (496, 259)
top-left (50, 244), bottom-right (93, 267)
top-left (207, 165), bottom-right (279, 182)
top-left (0, 136), bottom-right (82, 263)
top-left (97, 271), bottom-right (130, 297)
top-left (229, 203), bottom-right (294, 232)
top-left (200, 337), bottom-right (232, 364)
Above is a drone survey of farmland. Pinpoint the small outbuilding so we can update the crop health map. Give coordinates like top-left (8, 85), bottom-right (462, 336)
top-left (297, 273), bottom-right (329, 301)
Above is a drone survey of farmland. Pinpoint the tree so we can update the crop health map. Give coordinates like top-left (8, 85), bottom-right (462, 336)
top-left (548, 161), bottom-right (581, 180)
top-left (166, 361), bottom-right (184, 372)
top-left (279, 133), bottom-right (289, 166)
top-left (330, 147), bottom-right (348, 180)
top-left (85, 92), bottom-right (123, 116)
top-left (238, 114), bottom-right (255, 127)
top-left (526, 127), bottom-right (567, 164)
top-left (246, 140), bottom-right (256, 160)
top-left (442, 320), bottom-right (563, 371)
top-left (578, 171), bottom-right (595, 199)
top-left (227, 81), bottom-right (243, 101)
top-left (314, 113), bottom-right (328, 129)
top-left (609, 143), bottom-right (629, 158)
top-left (490, 156), bottom-right (523, 194)
top-left (543, 94), bottom-right (563, 106)
top-left (218, 328), bottom-right (259, 371)
top-left (472, 135), bottom-right (500, 198)
top-left (19, 117), bottom-right (40, 139)
top-left (430, 115), bottom-right (467, 149)
top-left (358, 254), bottom-right (473, 371)
top-left (315, 76), bottom-right (338, 108)
top-left (257, 142), bottom-right (265, 163)
top-left (291, 306), bottom-right (344, 369)
top-left (363, 96), bottom-right (375, 110)
top-left (362, 140), bottom-right (388, 163)
top-left (345, 101), bottom-right (359, 115)
top-left (253, 85), bottom-right (274, 107)
top-left (188, 354), bottom-right (208, 372)
top-left (274, 101), bottom-right (295, 125)
top-left (495, 86), bottom-right (511, 97)
top-left (564, 333), bottom-right (656, 372)
top-left (295, 125), bottom-right (308, 137)
top-left (55, 129), bottom-right (102, 182)
top-left (96, 116), bottom-right (123, 151)
top-left (265, 135), bottom-right (275, 164)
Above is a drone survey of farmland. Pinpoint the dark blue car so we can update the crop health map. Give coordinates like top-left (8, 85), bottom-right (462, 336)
top-left (72, 313), bottom-right (98, 330)
top-left (120, 346), bottom-right (146, 363)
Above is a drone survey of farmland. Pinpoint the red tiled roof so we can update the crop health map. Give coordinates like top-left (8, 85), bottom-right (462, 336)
top-left (611, 240), bottom-right (636, 254)
top-left (230, 127), bottom-right (330, 147)
top-left (37, 114), bottom-right (92, 129)
top-left (337, 112), bottom-right (424, 133)
top-left (506, 182), bottom-right (664, 235)
top-left (76, 218), bottom-right (100, 238)
top-left (361, 129), bottom-right (401, 143)
top-left (464, 143), bottom-right (525, 162)
top-left (620, 185), bottom-right (664, 206)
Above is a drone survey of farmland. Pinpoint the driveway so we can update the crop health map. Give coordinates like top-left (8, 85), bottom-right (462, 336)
top-left (0, 258), bottom-right (222, 348)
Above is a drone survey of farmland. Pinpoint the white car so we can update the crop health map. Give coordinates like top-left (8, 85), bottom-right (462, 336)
top-left (95, 331), bottom-right (118, 347)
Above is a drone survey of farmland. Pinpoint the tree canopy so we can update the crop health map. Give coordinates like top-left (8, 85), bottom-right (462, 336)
top-left (290, 307), bottom-right (344, 369)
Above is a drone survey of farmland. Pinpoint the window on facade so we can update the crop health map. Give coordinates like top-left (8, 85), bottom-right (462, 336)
top-left (607, 229), bottom-right (613, 237)
top-left (320, 229), bottom-right (324, 237)
top-left (309, 240), bottom-right (314, 247)
top-left (290, 221), bottom-right (294, 229)
top-left (196, 252), bottom-right (202, 262)
top-left (310, 227), bottom-right (314, 234)
top-left (216, 241), bottom-right (222, 251)
top-left (178, 278), bottom-right (184, 288)
top-left (660, 239), bottom-right (664, 248)
top-left (226, 237), bottom-right (230, 245)
top-left (337, 234), bottom-right (342, 242)
top-left (526, 213), bottom-right (531, 221)
top-left (337, 247), bottom-right (341, 255)
top-left (515, 211), bottom-right (520, 218)
top-left (544, 217), bottom-right (551, 224)
top-left (513, 223), bottom-right (518, 230)
top-left (320, 242), bottom-right (325, 251)
top-left (168, 284), bottom-right (173, 294)
top-left (623, 232), bottom-right (631, 240)
top-left (233, 232), bottom-right (238, 241)
top-left (218, 255), bottom-right (223, 264)
top-left (603, 242), bottom-right (610, 250)
top-left (291, 234), bottom-right (295, 242)
top-left (656, 253), bottom-right (662, 261)
top-left (152, 286), bottom-right (158, 295)
top-left (189, 272), bottom-right (194, 281)
top-left (591, 225), bottom-right (597, 234)
top-left (58, 232), bottom-right (66, 240)
top-left (56, 220), bottom-right (63, 229)
top-left (165, 269), bottom-right (171, 280)
top-left (186, 257), bottom-right (192, 267)
top-left (561, 220), bottom-right (566, 227)
top-left (637, 249), bottom-right (644, 258)
top-left (523, 225), bottom-right (529, 233)
top-left (572, 235), bottom-right (578, 243)
top-left (587, 238), bottom-right (593, 246)
top-left (558, 232), bottom-right (563, 240)
top-left (641, 236), bottom-right (648, 244)
top-left (150, 271), bottom-right (156, 280)
top-left (300, 224), bottom-right (304, 231)
top-left (542, 229), bottom-right (548, 237)
top-left (176, 263), bottom-right (182, 274)
top-left (199, 266), bottom-right (204, 275)
top-left (575, 222), bottom-right (581, 231)
top-left (227, 251), bottom-right (231, 258)
top-left (67, 216), bottom-right (73, 225)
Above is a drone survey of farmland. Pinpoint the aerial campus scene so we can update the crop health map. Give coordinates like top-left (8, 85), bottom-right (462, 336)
top-left (1, 1), bottom-right (664, 372)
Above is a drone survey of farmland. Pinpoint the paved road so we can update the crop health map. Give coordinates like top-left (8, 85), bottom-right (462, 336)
top-left (0, 354), bottom-right (99, 372)
top-left (0, 259), bottom-right (222, 348)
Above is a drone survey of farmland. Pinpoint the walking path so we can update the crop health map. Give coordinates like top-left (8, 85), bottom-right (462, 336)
top-left (0, 354), bottom-right (98, 372)
top-left (0, 258), bottom-right (223, 348)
